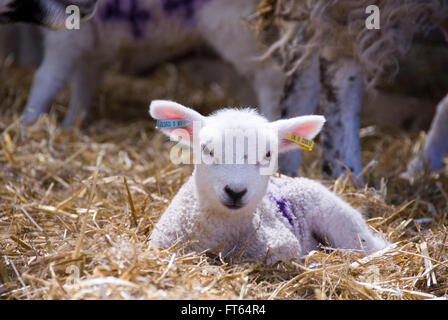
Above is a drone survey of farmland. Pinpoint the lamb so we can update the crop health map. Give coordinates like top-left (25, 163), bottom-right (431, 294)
top-left (148, 100), bottom-right (389, 264)
top-left (0, 0), bottom-right (97, 28)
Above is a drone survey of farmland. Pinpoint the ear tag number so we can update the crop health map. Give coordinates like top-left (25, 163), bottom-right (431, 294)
top-left (285, 134), bottom-right (314, 151)
top-left (156, 119), bottom-right (187, 128)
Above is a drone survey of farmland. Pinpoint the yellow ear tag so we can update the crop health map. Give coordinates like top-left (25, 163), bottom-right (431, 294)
top-left (285, 134), bottom-right (314, 151)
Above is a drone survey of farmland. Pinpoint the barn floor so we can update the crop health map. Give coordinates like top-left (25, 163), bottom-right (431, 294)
top-left (0, 57), bottom-right (447, 300)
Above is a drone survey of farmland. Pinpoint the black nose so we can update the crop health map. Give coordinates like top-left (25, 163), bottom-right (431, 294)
top-left (224, 185), bottom-right (247, 202)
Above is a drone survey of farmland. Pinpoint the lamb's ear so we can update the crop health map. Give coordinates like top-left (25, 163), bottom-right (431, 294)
top-left (149, 100), bottom-right (205, 146)
top-left (270, 115), bottom-right (326, 153)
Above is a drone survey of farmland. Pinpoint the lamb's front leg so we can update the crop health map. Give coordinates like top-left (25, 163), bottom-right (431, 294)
top-left (244, 213), bottom-right (303, 264)
top-left (319, 56), bottom-right (364, 179)
top-left (304, 180), bottom-right (388, 252)
top-left (402, 93), bottom-right (448, 181)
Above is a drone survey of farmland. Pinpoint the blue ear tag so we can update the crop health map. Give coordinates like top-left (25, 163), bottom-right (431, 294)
top-left (156, 119), bottom-right (187, 128)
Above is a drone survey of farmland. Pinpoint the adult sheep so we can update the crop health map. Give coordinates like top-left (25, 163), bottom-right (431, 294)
top-left (17, 0), bottom-right (447, 179)
top-left (252, 0), bottom-right (448, 179)
top-left (19, 0), bottom-right (288, 130)
top-left (11, 0), bottom-right (337, 177)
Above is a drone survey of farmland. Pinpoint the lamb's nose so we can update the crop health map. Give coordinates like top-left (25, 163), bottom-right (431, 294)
top-left (224, 185), bottom-right (247, 202)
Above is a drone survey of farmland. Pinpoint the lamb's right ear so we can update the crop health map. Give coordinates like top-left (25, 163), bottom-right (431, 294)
top-left (149, 100), bottom-right (205, 145)
top-left (270, 115), bottom-right (326, 153)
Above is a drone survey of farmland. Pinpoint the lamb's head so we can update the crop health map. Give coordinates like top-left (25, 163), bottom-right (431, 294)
top-left (150, 100), bottom-right (325, 214)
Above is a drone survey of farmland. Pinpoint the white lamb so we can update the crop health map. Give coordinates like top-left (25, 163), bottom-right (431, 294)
top-left (148, 100), bottom-right (388, 264)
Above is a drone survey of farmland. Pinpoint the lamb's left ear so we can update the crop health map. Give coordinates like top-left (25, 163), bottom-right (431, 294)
top-left (270, 115), bottom-right (326, 153)
top-left (149, 100), bottom-right (206, 145)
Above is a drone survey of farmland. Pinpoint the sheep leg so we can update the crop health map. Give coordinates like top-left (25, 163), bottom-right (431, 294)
top-left (278, 54), bottom-right (321, 176)
top-left (63, 61), bottom-right (103, 127)
top-left (418, 93), bottom-right (448, 169)
top-left (16, 25), bottom-right (42, 67)
top-left (403, 93), bottom-right (448, 179)
top-left (319, 57), bottom-right (364, 179)
top-left (248, 218), bottom-right (303, 264)
top-left (21, 32), bottom-right (79, 124)
top-left (0, 25), bottom-right (42, 67)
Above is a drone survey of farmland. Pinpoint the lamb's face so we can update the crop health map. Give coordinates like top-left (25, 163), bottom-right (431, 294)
top-left (194, 110), bottom-right (277, 213)
top-left (149, 100), bottom-right (326, 215)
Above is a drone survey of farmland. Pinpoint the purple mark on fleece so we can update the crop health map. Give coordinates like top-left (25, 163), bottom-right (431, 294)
top-left (268, 192), bottom-right (294, 227)
top-left (161, 0), bottom-right (210, 20)
top-left (100, 0), bottom-right (151, 38)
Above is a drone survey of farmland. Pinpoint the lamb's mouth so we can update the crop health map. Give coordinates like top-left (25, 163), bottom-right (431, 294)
top-left (223, 202), bottom-right (245, 210)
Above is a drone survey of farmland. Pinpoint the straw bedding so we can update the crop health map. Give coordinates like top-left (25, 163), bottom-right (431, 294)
top-left (0, 60), bottom-right (447, 300)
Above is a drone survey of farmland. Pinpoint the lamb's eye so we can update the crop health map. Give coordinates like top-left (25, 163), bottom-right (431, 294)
top-left (202, 145), bottom-right (214, 157)
top-left (265, 151), bottom-right (271, 160)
